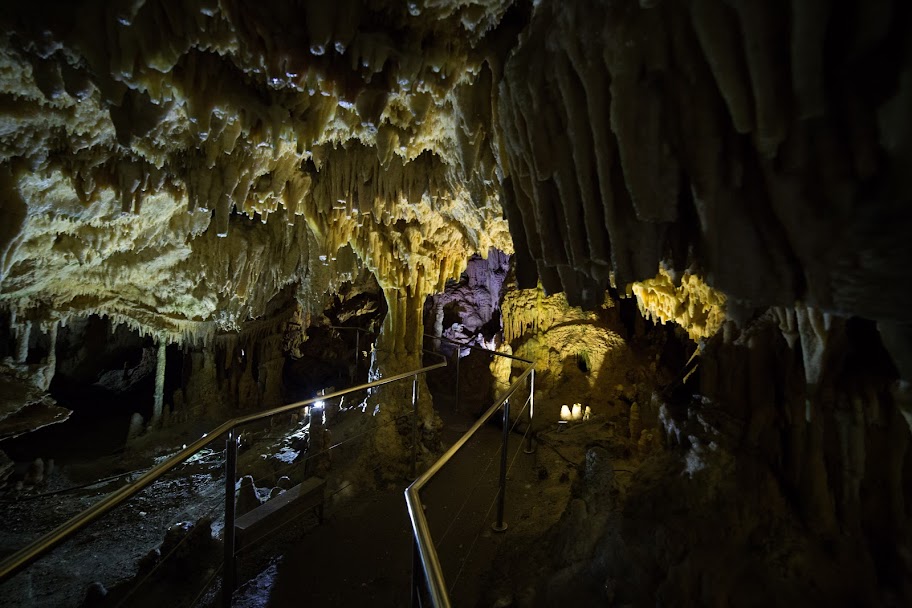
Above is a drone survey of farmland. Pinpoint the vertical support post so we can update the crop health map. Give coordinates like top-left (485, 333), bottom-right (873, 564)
top-left (223, 428), bottom-right (238, 607)
top-left (411, 537), bottom-right (422, 608)
top-left (525, 369), bottom-right (536, 454)
top-left (355, 330), bottom-right (361, 373)
top-left (411, 374), bottom-right (419, 478)
top-left (454, 352), bottom-right (460, 413)
top-left (492, 398), bottom-right (510, 532)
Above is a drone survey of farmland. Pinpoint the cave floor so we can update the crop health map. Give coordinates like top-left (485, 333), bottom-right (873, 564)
top-left (259, 391), bottom-right (548, 607)
top-left (0, 374), bottom-right (583, 607)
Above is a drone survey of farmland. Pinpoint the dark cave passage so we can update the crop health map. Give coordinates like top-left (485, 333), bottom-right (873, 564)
top-left (3, 316), bottom-right (154, 465)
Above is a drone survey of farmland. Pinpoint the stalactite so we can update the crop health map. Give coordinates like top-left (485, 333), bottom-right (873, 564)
top-left (690, 0), bottom-right (754, 134)
top-left (790, 0), bottom-right (830, 120)
top-left (15, 320), bottom-right (30, 364)
top-left (795, 306), bottom-right (837, 390)
top-left (0, 1), bottom-right (511, 348)
top-left (152, 339), bottom-right (166, 428)
top-left (628, 267), bottom-right (726, 341)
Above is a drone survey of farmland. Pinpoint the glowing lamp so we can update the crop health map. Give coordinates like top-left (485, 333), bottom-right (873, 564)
top-left (571, 403), bottom-right (582, 420)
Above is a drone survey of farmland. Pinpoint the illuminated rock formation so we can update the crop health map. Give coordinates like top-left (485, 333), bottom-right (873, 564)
top-left (2, 0), bottom-right (908, 369)
top-left (628, 267), bottom-right (726, 341)
top-left (0, 1), bottom-right (512, 362)
top-left (425, 248), bottom-right (510, 349)
top-left (0, 1), bottom-right (910, 603)
top-left (500, 280), bottom-right (639, 420)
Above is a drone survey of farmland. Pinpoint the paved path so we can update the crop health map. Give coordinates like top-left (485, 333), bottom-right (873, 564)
top-left (262, 380), bottom-right (538, 607)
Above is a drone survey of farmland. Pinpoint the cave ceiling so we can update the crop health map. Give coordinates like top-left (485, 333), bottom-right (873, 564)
top-left (0, 0), bottom-right (909, 346)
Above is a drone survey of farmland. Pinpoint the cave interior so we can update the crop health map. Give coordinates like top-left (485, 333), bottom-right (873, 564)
top-left (0, 0), bottom-right (911, 606)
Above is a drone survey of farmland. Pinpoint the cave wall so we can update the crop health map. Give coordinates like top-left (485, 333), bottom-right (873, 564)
top-left (586, 312), bottom-right (911, 606)
top-left (424, 247), bottom-right (510, 349)
top-left (489, 291), bottom-right (912, 606)
top-left (497, 0), bottom-right (912, 327)
top-left (0, 0), bottom-right (908, 603)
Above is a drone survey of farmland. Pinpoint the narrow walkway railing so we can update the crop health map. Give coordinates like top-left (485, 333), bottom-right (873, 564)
top-left (0, 327), bottom-right (446, 607)
top-left (407, 335), bottom-right (535, 608)
top-left (327, 324), bottom-right (376, 382)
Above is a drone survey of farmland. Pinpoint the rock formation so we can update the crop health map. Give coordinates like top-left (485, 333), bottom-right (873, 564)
top-left (0, 1), bottom-right (512, 359)
top-left (0, 0), bottom-right (910, 604)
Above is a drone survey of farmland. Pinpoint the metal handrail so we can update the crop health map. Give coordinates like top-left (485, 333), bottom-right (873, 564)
top-left (431, 333), bottom-right (530, 362)
top-left (327, 324), bottom-right (372, 380)
top-left (0, 339), bottom-right (447, 590)
top-left (428, 333), bottom-right (531, 412)
top-left (407, 335), bottom-right (535, 607)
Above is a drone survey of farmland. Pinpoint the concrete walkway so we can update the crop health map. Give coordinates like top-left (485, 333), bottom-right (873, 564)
top-left (260, 384), bottom-right (538, 607)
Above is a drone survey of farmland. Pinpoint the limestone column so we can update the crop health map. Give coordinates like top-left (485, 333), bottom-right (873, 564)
top-left (16, 320), bottom-right (30, 364)
top-left (45, 322), bottom-right (57, 371)
top-left (433, 300), bottom-right (444, 350)
top-left (152, 340), bottom-right (166, 428)
top-left (35, 322), bottom-right (58, 390)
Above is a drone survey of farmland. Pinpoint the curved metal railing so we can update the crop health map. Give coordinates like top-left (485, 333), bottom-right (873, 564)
top-left (407, 334), bottom-right (535, 608)
top-left (0, 329), bottom-right (446, 606)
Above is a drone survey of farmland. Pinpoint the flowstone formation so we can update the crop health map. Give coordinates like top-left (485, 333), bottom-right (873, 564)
top-left (4, 0), bottom-right (908, 405)
top-left (0, 0), bottom-right (512, 355)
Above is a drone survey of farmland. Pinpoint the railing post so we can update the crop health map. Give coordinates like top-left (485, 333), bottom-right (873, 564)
top-left (355, 329), bottom-right (361, 377)
top-left (223, 428), bottom-right (238, 606)
top-left (411, 374), bottom-right (419, 478)
top-left (454, 351), bottom-right (460, 413)
top-left (525, 369), bottom-right (535, 454)
top-left (411, 537), bottom-right (422, 608)
top-left (492, 398), bottom-right (510, 532)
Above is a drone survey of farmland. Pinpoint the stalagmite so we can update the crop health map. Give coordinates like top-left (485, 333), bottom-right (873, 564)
top-left (629, 402), bottom-right (641, 440)
top-left (126, 412), bottom-right (145, 443)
